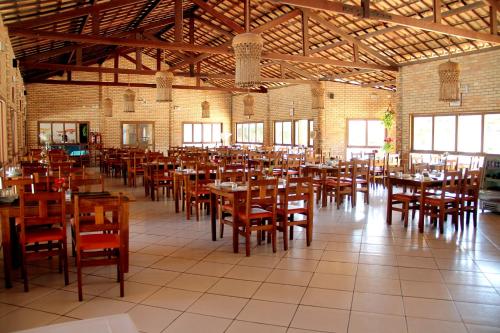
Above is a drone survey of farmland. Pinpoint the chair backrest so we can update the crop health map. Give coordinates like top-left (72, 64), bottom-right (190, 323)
top-left (353, 159), bottom-right (370, 180)
top-left (19, 191), bottom-right (66, 242)
top-left (339, 160), bottom-right (354, 180)
top-left (283, 176), bottom-right (312, 207)
top-left (386, 164), bottom-right (404, 176)
top-left (462, 168), bottom-right (482, 195)
top-left (2, 176), bottom-right (34, 194)
top-left (445, 158), bottom-right (458, 171)
top-left (440, 170), bottom-right (462, 199)
top-left (73, 194), bottom-right (124, 238)
top-left (246, 178), bottom-right (278, 217)
top-left (219, 170), bottom-right (246, 183)
top-left (412, 163), bottom-right (429, 174)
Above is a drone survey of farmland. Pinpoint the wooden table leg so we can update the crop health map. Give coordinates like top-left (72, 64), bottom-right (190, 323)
top-left (232, 193), bottom-right (239, 253)
top-left (174, 174), bottom-right (180, 213)
top-left (1, 209), bottom-right (12, 288)
top-left (210, 192), bottom-right (217, 241)
top-left (122, 201), bottom-right (129, 273)
top-left (386, 178), bottom-right (393, 225)
top-left (321, 170), bottom-right (327, 208)
top-left (418, 183), bottom-right (426, 233)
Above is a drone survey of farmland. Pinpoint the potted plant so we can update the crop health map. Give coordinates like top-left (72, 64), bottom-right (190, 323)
top-left (383, 137), bottom-right (394, 153)
top-left (382, 103), bottom-right (395, 130)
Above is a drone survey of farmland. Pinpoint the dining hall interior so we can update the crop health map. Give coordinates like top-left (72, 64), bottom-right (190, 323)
top-left (0, 0), bottom-right (499, 332)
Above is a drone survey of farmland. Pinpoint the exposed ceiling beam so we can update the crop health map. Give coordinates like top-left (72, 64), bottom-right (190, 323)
top-left (25, 79), bottom-right (267, 93)
top-left (362, 80), bottom-right (396, 88)
top-left (10, 29), bottom-right (397, 71)
top-left (486, 0), bottom-right (499, 12)
top-left (190, 0), bottom-right (245, 33)
top-left (174, 0), bottom-right (184, 42)
top-left (309, 12), bottom-right (397, 66)
top-left (7, 0), bottom-right (141, 29)
top-left (271, 0), bottom-right (500, 44)
top-left (301, 9), bottom-right (310, 56)
top-left (252, 9), bottom-right (301, 33)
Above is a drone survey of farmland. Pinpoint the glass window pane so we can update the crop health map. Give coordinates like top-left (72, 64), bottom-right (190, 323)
top-left (236, 124), bottom-right (242, 142)
top-left (367, 120), bottom-right (385, 147)
top-left (275, 122), bottom-right (283, 144)
top-left (283, 121), bottom-right (292, 145)
top-left (64, 123), bottom-right (77, 143)
top-left (485, 114), bottom-right (500, 154)
top-left (256, 123), bottom-right (264, 143)
top-left (39, 123), bottom-right (52, 144)
top-left (213, 123), bottom-right (221, 143)
top-left (457, 115), bottom-right (482, 153)
top-left (413, 117), bottom-right (433, 150)
top-left (348, 120), bottom-right (366, 146)
top-left (138, 123), bottom-right (153, 146)
top-left (183, 124), bottom-right (192, 143)
top-left (434, 116), bottom-right (456, 151)
top-left (309, 120), bottom-right (314, 146)
top-left (193, 124), bottom-right (202, 142)
top-left (242, 124), bottom-right (249, 142)
top-left (52, 123), bottom-right (64, 143)
top-left (123, 124), bottom-right (137, 145)
top-left (249, 123), bottom-right (256, 142)
top-left (295, 119), bottom-right (308, 146)
top-left (203, 123), bottom-right (212, 142)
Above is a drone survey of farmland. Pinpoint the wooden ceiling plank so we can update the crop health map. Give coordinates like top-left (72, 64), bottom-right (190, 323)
top-left (175, 0), bottom-right (183, 42)
top-left (7, 0), bottom-right (141, 29)
top-left (252, 8), bottom-right (301, 33)
top-left (190, 0), bottom-right (244, 34)
top-left (309, 12), bottom-right (397, 66)
top-left (271, 0), bottom-right (500, 44)
top-left (301, 9), bottom-right (310, 56)
top-left (194, 16), bottom-right (233, 38)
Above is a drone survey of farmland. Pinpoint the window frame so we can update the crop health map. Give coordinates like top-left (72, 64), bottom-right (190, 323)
top-left (121, 121), bottom-right (155, 149)
top-left (38, 121), bottom-right (90, 145)
top-left (182, 122), bottom-right (223, 147)
top-left (274, 119), bottom-right (314, 147)
top-left (346, 118), bottom-right (387, 149)
top-left (235, 122), bottom-right (264, 144)
top-left (410, 111), bottom-right (499, 155)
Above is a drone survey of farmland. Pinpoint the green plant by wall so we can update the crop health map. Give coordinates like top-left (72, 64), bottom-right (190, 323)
top-left (382, 103), bottom-right (395, 130)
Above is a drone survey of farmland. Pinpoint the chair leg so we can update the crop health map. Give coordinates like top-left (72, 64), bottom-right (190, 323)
top-left (21, 249), bottom-right (29, 292)
top-left (438, 207), bottom-right (445, 234)
top-left (118, 258), bottom-right (124, 298)
top-left (245, 229), bottom-right (251, 257)
top-left (403, 202), bottom-right (409, 227)
top-left (283, 221), bottom-right (289, 251)
top-left (195, 199), bottom-right (200, 221)
top-left (61, 242), bottom-right (69, 285)
top-left (77, 259), bottom-right (83, 301)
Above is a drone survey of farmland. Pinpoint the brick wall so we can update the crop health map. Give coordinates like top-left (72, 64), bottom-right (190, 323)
top-left (25, 54), bottom-right (232, 152)
top-left (232, 82), bottom-right (394, 158)
top-left (398, 48), bottom-right (500, 155)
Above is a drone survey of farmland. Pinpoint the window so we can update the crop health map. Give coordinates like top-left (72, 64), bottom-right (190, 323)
top-left (274, 120), bottom-right (313, 146)
top-left (412, 113), bottom-right (500, 154)
top-left (274, 121), bottom-right (292, 145)
top-left (236, 122), bottom-right (264, 144)
top-left (122, 122), bottom-right (154, 148)
top-left (294, 119), bottom-right (314, 147)
top-left (0, 101), bottom-right (7, 164)
top-left (347, 119), bottom-right (386, 148)
top-left (38, 121), bottom-right (88, 144)
top-left (183, 122), bottom-right (222, 147)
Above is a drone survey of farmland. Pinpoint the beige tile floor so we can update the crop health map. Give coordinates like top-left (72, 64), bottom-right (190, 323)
top-left (1, 177), bottom-right (500, 332)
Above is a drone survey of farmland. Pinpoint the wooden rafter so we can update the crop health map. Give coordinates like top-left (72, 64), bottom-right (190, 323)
top-left (271, 0), bottom-right (500, 44)
top-left (190, 0), bottom-right (244, 34)
top-left (9, 28), bottom-right (397, 71)
top-left (301, 9), bottom-right (310, 56)
top-left (175, 0), bottom-right (184, 42)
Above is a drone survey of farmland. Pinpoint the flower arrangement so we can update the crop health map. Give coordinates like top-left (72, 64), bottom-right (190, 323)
top-left (383, 137), bottom-right (394, 153)
top-left (382, 103), bottom-right (395, 130)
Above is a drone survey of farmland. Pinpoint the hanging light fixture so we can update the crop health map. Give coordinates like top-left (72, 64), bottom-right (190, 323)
top-left (232, 1), bottom-right (262, 88)
top-left (103, 86), bottom-right (113, 117)
top-left (124, 75), bottom-right (135, 112)
top-left (243, 93), bottom-right (254, 119)
top-left (155, 50), bottom-right (174, 102)
top-left (201, 80), bottom-right (210, 118)
top-left (438, 40), bottom-right (460, 102)
top-left (311, 81), bottom-right (325, 109)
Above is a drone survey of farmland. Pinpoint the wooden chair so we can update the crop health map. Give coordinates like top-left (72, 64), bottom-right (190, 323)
top-left (460, 168), bottom-right (482, 229)
top-left (303, 166), bottom-right (324, 205)
top-left (127, 153), bottom-right (145, 187)
top-left (73, 194), bottom-right (126, 301)
top-left (423, 170), bottom-right (462, 233)
top-left (17, 191), bottom-right (69, 292)
top-left (150, 157), bottom-right (175, 200)
top-left (412, 163), bottom-right (429, 174)
top-left (70, 174), bottom-right (105, 193)
top-left (228, 178), bottom-right (278, 256)
top-left (370, 156), bottom-right (385, 188)
top-left (353, 159), bottom-right (370, 205)
top-left (186, 164), bottom-right (217, 221)
top-left (277, 177), bottom-right (313, 250)
top-left (284, 154), bottom-right (302, 177)
top-left (218, 170), bottom-right (247, 239)
top-left (325, 161), bottom-right (354, 209)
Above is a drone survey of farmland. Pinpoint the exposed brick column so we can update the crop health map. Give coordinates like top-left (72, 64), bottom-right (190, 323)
top-left (311, 82), bottom-right (325, 154)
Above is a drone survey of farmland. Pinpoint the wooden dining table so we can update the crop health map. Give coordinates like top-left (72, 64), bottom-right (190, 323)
top-left (386, 175), bottom-right (443, 233)
top-left (0, 191), bottom-right (132, 289)
top-left (302, 164), bottom-right (336, 208)
top-left (208, 182), bottom-right (286, 250)
top-left (173, 169), bottom-right (217, 213)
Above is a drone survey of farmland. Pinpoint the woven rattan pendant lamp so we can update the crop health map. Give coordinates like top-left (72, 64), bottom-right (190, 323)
top-left (155, 50), bottom-right (174, 102)
top-left (438, 40), bottom-right (460, 102)
top-left (103, 86), bottom-right (113, 117)
top-left (232, 0), bottom-right (262, 88)
top-left (123, 75), bottom-right (135, 112)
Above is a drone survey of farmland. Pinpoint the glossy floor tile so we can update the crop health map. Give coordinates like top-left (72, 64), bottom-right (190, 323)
top-left (1, 177), bottom-right (500, 332)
